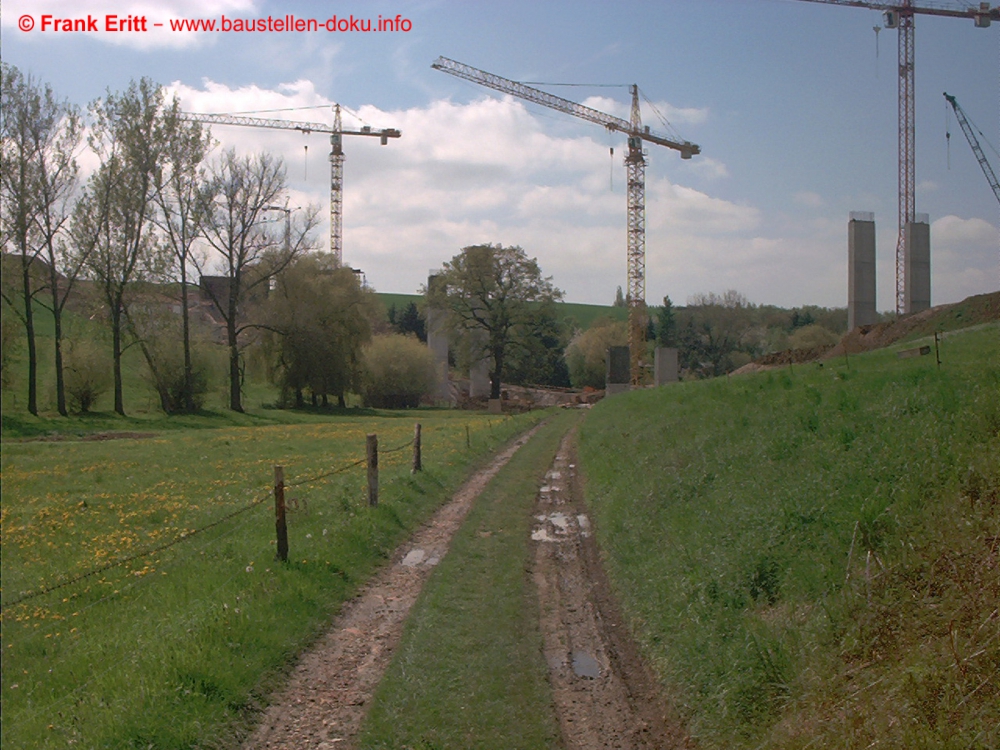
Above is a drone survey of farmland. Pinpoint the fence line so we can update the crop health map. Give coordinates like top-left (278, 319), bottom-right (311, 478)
top-left (2, 426), bottom-right (422, 612)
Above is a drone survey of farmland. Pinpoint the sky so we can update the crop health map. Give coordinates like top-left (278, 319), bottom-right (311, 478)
top-left (3, 0), bottom-right (998, 309)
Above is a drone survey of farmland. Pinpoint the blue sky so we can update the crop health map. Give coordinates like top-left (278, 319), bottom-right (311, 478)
top-left (4, 0), bottom-right (997, 309)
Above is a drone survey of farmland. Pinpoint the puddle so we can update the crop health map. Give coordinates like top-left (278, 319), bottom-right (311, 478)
top-left (400, 549), bottom-right (426, 567)
top-left (572, 650), bottom-right (601, 679)
top-left (532, 528), bottom-right (557, 542)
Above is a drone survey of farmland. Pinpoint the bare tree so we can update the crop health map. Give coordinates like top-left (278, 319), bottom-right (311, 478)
top-left (201, 148), bottom-right (318, 412)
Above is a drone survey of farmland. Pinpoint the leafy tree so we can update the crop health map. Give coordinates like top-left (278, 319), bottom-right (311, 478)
top-left (265, 253), bottom-right (373, 408)
top-left (0, 64), bottom-right (84, 414)
top-left (151, 98), bottom-right (214, 412)
top-left (74, 77), bottom-right (166, 416)
top-left (613, 285), bottom-right (626, 307)
top-left (428, 244), bottom-right (562, 399)
top-left (503, 299), bottom-right (570, 387)
top-left (394, 301), bottom-right (426, 342)
top-left (201, 148), bottom-right (319, 412)
top-left (565, 318), bottom-right (627, 389)
top-left (656, 295), bottom-right (677, 348)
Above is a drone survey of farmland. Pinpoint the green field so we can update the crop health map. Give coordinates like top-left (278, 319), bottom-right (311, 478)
top-left (578, 324), bottom-right (1000, 748)
top-left (1, 409), bottom-right (543, 748)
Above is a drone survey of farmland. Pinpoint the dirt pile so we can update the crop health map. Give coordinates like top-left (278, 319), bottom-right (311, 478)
top-left (735, 291), bottom-right (999, 374)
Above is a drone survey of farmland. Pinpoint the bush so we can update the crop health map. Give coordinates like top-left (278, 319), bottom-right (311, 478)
top-left (143, 339), bottom-right (217, 414)
top-left (64, 340), bottom-right (111, 413)
top-left (360, 334), bottom-right (436, 408)
top-left (565, 319), bottom-right (627, 389)
top-left (787, 324), bottom-right (839, 351)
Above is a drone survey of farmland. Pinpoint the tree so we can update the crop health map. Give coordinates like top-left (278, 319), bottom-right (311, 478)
top-left (613, 285), bottom-right (626, 307)
top-left (394, 301), bottom-right (426, 342)
top-left (0, 64), bottom-right (79, 414)
top-left (565, 318), bottom-right (628, 389)
top-left (503, 299), bottom-right (571, 387)
top-left (74, 77), bottom-right (166, 416)
top-left (264, 253), bottom-right (373, 408)
top-left (151, 98), bottom-right (214, 412)
top-left (427, 244), bottom-right (562, 400)
top-left (656, 295), bottom-right (677, 348)
top-left (201, 148), bottom-right (319, 412)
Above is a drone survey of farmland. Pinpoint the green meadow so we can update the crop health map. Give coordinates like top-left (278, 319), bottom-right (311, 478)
top-left (578, 324), bottom-right (1000, 748)
top-left (1, 409), bottom-right (543, 748)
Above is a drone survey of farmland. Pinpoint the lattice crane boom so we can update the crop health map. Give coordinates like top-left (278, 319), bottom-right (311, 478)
top-left (431, 56), bottom-right (700, 386)
top-left (794, 1), bottom-right (996, 314)
top-left (944, 92), bottom-right (1000, 205)
top-left (178, 109), bottom-right (400, 267)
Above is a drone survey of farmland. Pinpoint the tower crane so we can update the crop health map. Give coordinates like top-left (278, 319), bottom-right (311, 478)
top-left (178, 106), bottom-right (400, 267)
top-left (944, 92), bottom-right (1000, 206)
top-left (431, 56), bottom-right (699, 387)
top-left (795, 0), bottom-right (997, 314)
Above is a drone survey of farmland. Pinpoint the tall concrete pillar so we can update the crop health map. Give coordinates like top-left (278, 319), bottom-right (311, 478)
top-left (606, 345), bottom-right (630, 395)
top-left (426, 272), bottom-right (451, 404)
top-left (469, 356), bottom-right (491, 398)
top-left (848, 211), bottom-right (877, 330)
top-left (904, 214), bottom-right (930, 314)
top-left (654, 347), bottom-right (679, 385)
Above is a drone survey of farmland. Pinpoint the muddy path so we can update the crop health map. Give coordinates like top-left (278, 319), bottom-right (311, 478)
top-left (242, 423), bottom-right (544, 750)
top-left (531, 430), bottom-right (694, 749)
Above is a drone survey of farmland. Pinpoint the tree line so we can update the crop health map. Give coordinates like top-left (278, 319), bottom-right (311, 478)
top-left (0, 65), bottom-right (373, 416)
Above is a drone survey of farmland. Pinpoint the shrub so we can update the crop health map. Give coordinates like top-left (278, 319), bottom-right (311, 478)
top-left (142, 339), bottom-right (217, 414)
top-left (787, 324), bottom-right (839, 351)
top-left (565, 319), bottom-right (627, 389)
top-left (360, 334), bottom-right (436, 408)
top-left (64, 340), bottom-right (111, 413)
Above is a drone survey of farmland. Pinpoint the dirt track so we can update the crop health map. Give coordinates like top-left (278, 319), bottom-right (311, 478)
top-left (531, 430), bottom-right (692, 749)
top-left (242, 420), bottom-right (688, 748)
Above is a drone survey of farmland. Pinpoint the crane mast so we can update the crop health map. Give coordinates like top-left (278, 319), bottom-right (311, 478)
top-left (944, 92), bottom-right (1000, 205)
top-left (795, 0), bottom-right (997, 314)
top-left (431, 56), bottom-right (699, 386)
top-left (178, 109), bottom-right (400, 267)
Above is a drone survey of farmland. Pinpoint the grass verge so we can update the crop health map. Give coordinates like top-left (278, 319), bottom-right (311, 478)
top-left (1, 410), bottom-right (544, 749)
top-left (358, 409), bottom-right (582, 749)
top-left (578, 324), bottom-right (999, 749)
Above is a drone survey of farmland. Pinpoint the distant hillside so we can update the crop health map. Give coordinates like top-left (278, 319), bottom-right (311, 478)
top-left (375, 293), bottom-right (627, 332)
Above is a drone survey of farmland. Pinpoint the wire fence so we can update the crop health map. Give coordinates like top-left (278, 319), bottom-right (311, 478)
top-left (1, 427), bottom-right (421, 612)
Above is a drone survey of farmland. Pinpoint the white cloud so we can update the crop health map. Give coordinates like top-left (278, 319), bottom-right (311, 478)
top-left (794, 191), bottom-right (825, 208)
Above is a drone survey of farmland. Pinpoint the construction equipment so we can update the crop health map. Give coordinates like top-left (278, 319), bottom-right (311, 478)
top-left (431, 56), bottom-right (699, 387)
top-left (944, 92), bottom-right (1000, 206)
top-left (795, 0), bottom-right (998, 313)
top-left (179, 106), bottom-right (400, 267)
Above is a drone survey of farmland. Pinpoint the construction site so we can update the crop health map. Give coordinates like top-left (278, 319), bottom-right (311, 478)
top-left (2, 2), bottom-right (998, 749)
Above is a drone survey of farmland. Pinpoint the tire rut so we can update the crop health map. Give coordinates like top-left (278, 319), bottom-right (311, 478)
top-left (242, 422), bottom-right (545, 750)
top-left (531, 429), bottom-right (694, 749)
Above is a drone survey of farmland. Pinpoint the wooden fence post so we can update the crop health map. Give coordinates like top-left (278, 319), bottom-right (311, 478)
top-left (412, 423), bottom-right (422, 474)
top-left (274, 465), bottom-right (288, 562)
top-left (465, 424), bottom-right (471, 449)
top-left (367, 433), bottom-right (379, 507)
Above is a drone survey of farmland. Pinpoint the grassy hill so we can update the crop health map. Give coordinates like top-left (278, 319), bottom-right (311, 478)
top-left (375, 292), bottom-right (627, 332)
top-left (578, 321), bottom-right (999, 748)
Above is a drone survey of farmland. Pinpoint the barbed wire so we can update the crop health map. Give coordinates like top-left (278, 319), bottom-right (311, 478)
top-left (3, 435), bottom-right (418, 611)
top-left (2, 493), bottom-right (270, 611)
